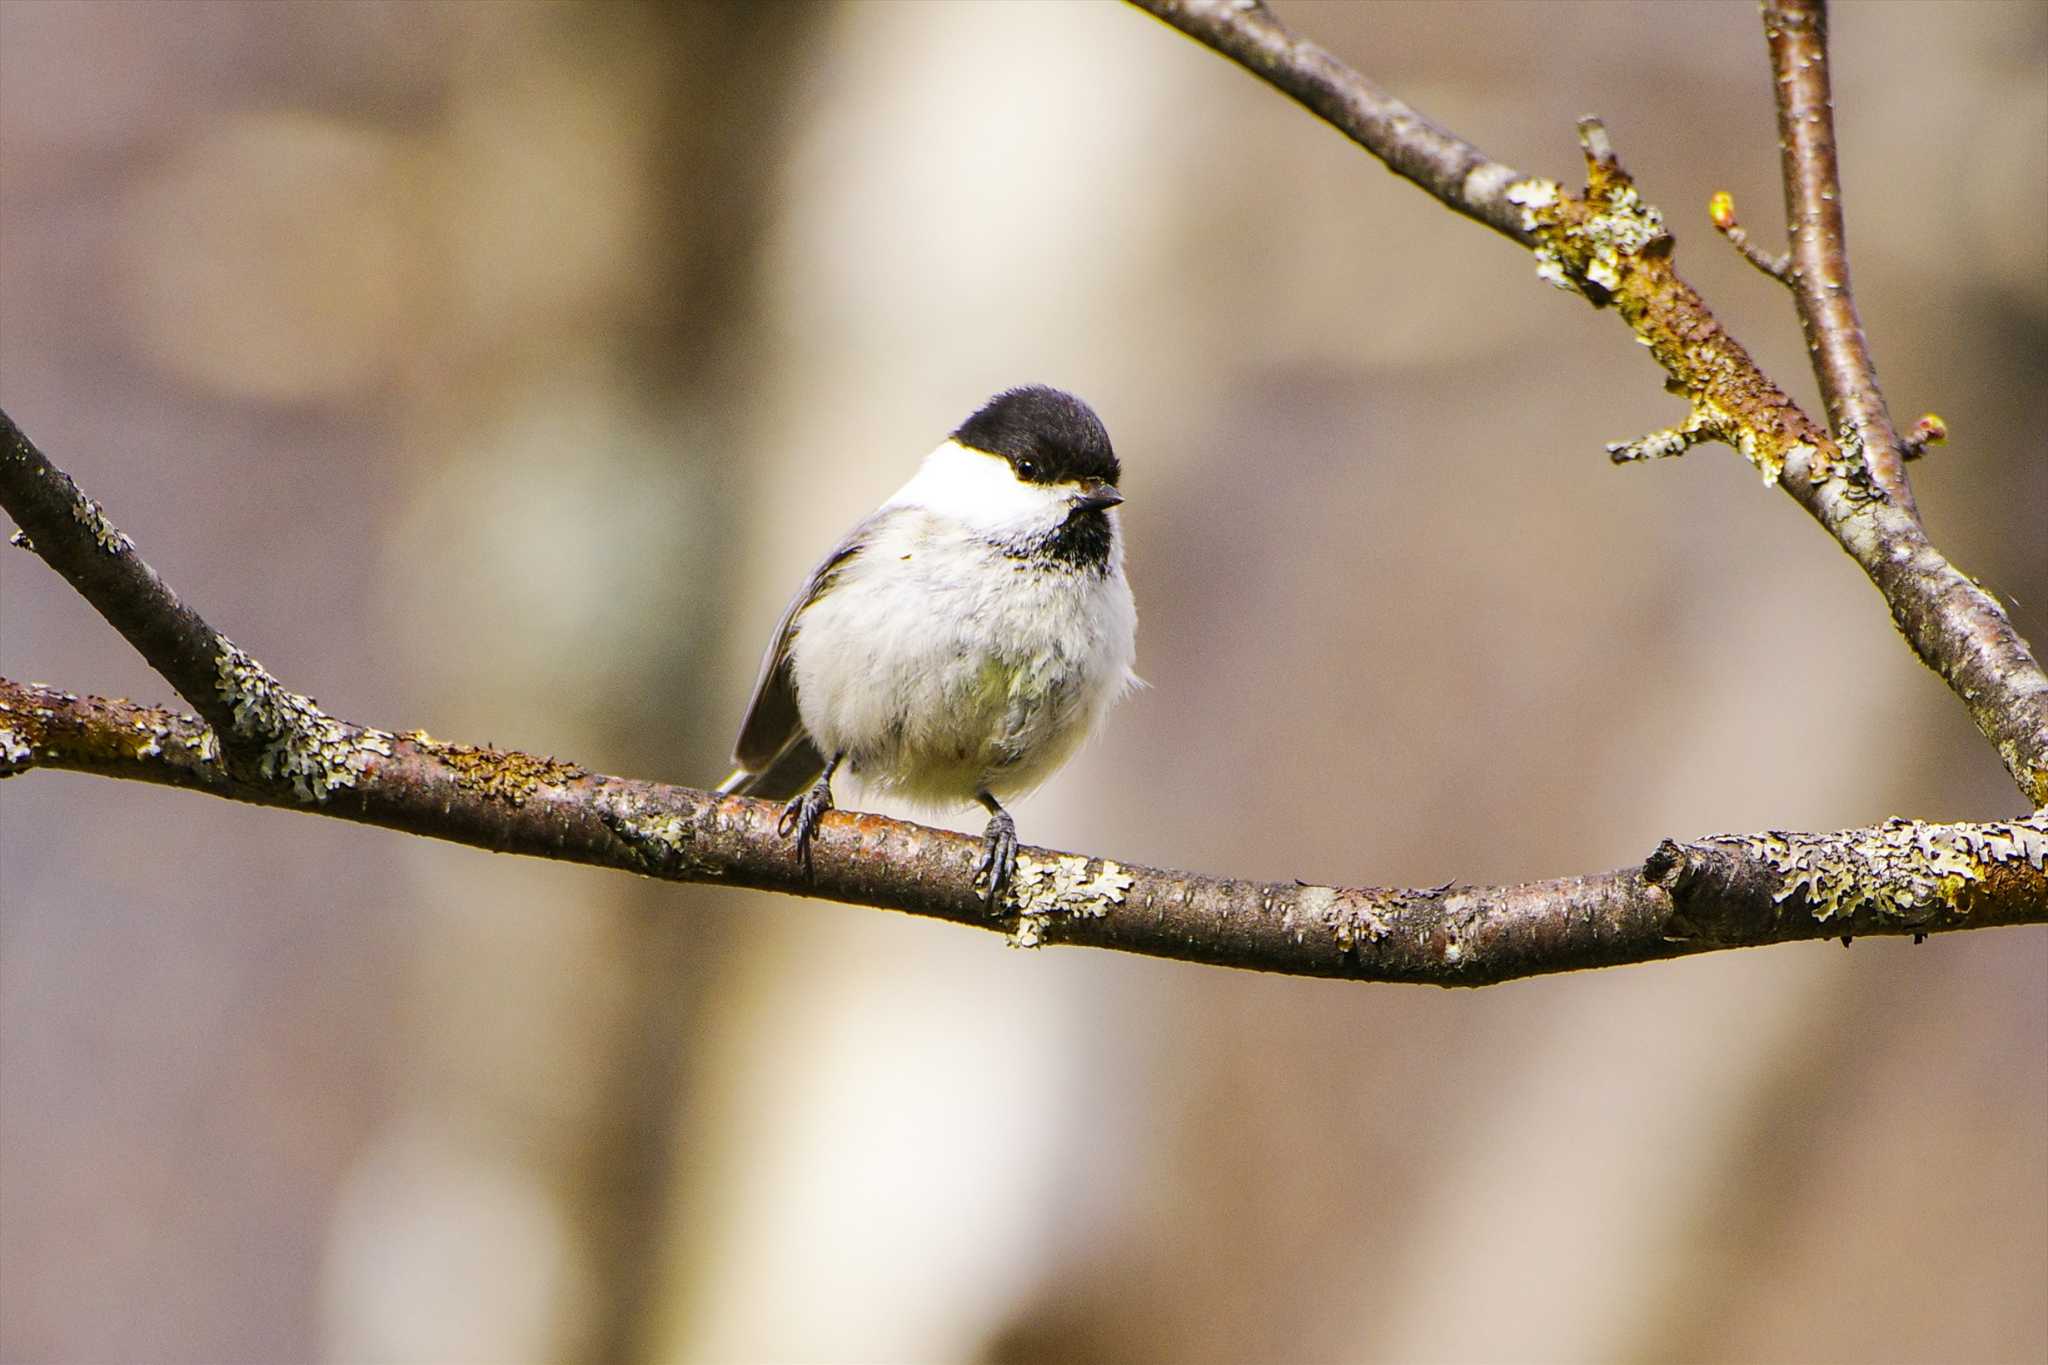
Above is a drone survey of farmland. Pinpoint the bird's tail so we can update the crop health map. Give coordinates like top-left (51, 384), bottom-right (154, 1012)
top-left (715, 735), bottom-right (828, 802)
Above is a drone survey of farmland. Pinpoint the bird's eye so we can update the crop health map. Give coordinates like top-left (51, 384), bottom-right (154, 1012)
top-left (1015, 459), bottom-right (1040, 481)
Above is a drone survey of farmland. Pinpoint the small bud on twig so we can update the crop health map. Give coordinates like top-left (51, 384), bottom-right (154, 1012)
top-left (1708, 190), bottom-right (1793, 285)
top-left (1901, 413), bottom-right (1948, 461)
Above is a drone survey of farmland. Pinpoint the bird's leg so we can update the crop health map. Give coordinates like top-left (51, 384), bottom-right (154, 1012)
top-left (973, 789), bottom-right (1019, 911)
top-left (777, 751), bottom-right (843, 878)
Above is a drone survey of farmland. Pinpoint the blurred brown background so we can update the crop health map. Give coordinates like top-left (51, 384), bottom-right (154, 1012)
top-left (2, 2), bottom-right (2043, 1362)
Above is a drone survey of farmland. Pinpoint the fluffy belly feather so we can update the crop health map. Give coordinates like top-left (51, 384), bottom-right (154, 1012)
top-left (787, 543), bottom-right (1132, 808)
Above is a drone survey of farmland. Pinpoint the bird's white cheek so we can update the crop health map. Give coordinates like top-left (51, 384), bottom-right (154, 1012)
top-left (885, 441), bottom-right (1071, 536)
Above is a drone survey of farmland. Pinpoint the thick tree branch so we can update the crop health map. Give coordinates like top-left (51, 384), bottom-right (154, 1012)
top-left (1126, 0), bottom-right (2048, 805)
top-left (6, 679), bottom-right (2042, 986)
top-left (1763, 0), bottom-right (1914, 514)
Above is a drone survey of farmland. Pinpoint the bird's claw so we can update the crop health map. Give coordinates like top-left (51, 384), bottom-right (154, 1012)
top-left (973, 808), bottom-right (1018, 911)
top-left (777, 780), bottom-right (834, 877)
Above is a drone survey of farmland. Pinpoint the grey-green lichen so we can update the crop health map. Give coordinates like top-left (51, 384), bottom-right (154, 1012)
top-left (1006, 854), bottom-right (1134, 948)
top-left (1608, 408), bottom-right (1715, 467)
top-left (0, 724), bottom-right (31, 772)
top-left (70, 493), bottom-right (133, 555)
top-left (1578, 179), bottom-right (1666, 292)
top-left (596, 788), bottom-right (717, 878)
top-left (1291, 884), bottom-right (1396, 954)
top-left (1831, 422), bottom-right (1865, 479)
top-left (126, 709), bottom-right (218, 764)
top-left (1508, 171), bottom-right (1666, 298)
top-left (1997, 736), bottom-right (2048, 808)
top-left (1506, 177), bottom-right (1574, 292)
top-left (214, 642), bottom-right (390, 801)
top-left (1743, 814), bottom-right (2047, 923)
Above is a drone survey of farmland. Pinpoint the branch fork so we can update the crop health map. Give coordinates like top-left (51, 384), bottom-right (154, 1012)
top-left (1131, 0), bottom-right (2047, 805)
top-left (1708, 190), bottom-right (1795, 285)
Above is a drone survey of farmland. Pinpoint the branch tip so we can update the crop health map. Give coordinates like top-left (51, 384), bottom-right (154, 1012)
top-left (1576, 116), bottom-right (1617, 168)
top-left (1607, 422), bottom-right (1706, 465)
top-left (1901, 412), bottom-right (1948, 461)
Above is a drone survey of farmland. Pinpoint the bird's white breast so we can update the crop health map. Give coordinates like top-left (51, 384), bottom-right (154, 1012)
top-left (786, 501), bottom-right (1136, 809)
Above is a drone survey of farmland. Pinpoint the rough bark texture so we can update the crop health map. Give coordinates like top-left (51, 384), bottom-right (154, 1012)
top-left (6, 679), bottom-right (2041, 986)
top-left (1763, 0), bottom-right (1912, 511)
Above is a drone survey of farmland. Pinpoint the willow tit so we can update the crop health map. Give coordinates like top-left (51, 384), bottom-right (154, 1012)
top-left (718, 385), bottom-right (1138, 907)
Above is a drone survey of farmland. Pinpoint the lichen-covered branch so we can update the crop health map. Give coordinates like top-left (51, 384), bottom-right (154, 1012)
top-left (1762, 0), bottom-right (1913, 514)
top-left (3, 413), bottom-right (227, 733)
top-left (4, 1), bottom-right (2045, 991)
top-left (1, 410), bottom-right (395, 799)
top-left (1123, 0), bottom-right (2048, 805)
top-left (6, 679), bottom-right (2041, 987)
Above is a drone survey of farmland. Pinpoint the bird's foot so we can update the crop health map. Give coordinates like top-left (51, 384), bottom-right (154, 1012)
top-left (973, 806), bottom-right (1019, 911)
top-left (777, 775), bottom-right (835, 878)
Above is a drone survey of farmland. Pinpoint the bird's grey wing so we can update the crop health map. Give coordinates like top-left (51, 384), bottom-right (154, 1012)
top-left (720, 519), bottom-right (876, 795)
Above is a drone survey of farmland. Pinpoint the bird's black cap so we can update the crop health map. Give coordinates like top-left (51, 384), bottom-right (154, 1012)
top-left (952, 385), bottom-right (1119, 487)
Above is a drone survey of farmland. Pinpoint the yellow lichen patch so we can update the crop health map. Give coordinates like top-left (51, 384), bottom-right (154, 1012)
top-left (414, 737), bottom-right (585, 807)
top-left (1513, 138), bottom-right (1846, 492)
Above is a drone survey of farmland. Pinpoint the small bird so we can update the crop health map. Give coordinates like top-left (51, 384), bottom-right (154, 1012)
top-left (718, 385), bottom-right (1138, 907)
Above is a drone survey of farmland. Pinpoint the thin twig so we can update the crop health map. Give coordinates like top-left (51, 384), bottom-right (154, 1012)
top-left (1708, 190), bottom-right (1794, 284)
top-left (1131, 0), bottom-right (1535, 244)
top-left (1123, 0), bottom-right (2048, 805)
top-left (1900, 413), bottom-right (1947, 462)
top-left (6, 678), bottom-right (2042, 986)
top-left (1763, 0), bottom-right (1915, 514)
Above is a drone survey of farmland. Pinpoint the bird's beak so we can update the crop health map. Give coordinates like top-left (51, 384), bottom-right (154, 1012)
top-left (1073, 481), bottom-right (1123, 511)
